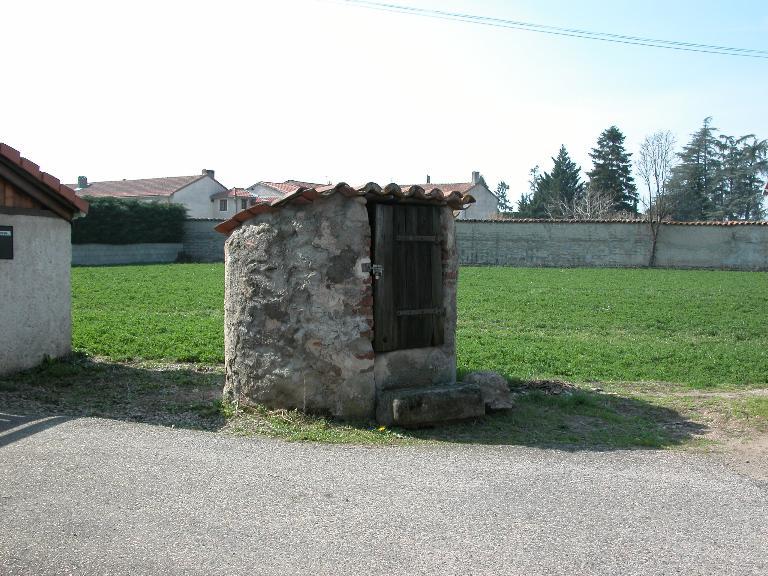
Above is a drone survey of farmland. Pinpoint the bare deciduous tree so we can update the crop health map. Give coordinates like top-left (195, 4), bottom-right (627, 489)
top-left (637, 131), bottom-right (677, 266)
top-left (544, 184), bottom-right (620, 220)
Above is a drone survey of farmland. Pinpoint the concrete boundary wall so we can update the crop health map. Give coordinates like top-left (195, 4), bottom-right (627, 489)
top-left (182, 219), bottom-right (226, 262)
top-left (72, 243), bottom-right (182, 266)
top-left (457, 221), bottom-right (768, 270)
top-left (71, 219), bottom-right (768, 270)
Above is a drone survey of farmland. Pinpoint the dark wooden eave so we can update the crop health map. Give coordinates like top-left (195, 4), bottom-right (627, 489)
top-left (0, 148), bottom-right (88, 221)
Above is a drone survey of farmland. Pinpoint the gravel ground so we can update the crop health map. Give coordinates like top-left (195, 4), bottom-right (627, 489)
top-left (1, 414), bottom-right (766, 576)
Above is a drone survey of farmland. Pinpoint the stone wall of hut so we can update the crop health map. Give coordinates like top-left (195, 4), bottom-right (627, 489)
top-left (223, 194), bottom-right (376, 419)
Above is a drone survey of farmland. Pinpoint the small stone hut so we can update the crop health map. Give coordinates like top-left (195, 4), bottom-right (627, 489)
top-left (215, 182), bottom-right (480, 425)
top-left (0, 143), bottom-right (89, 375)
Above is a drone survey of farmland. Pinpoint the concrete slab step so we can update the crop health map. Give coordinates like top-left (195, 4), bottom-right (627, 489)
top-left (376, 383), bottom-right (485, 428)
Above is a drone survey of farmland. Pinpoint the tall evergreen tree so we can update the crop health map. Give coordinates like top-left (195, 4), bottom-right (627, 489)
top-left (667, 117), bottom-right (720, 221)
top-left (713, 135), bottom-right (767, 220)
top-left (587, 126), bottom-right (638, 213)
top-left (530, 145), bottom-right (585, 218)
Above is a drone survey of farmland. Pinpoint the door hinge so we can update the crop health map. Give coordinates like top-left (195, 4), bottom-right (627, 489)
top-left (371, 264), bottom-right (384, 280)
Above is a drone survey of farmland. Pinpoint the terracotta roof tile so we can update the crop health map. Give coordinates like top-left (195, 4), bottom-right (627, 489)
top-left (215, 182), bottom-right (476, 235)
top-left (259, 181), bottom-right (304, 195)
top-left (407, 182), bottom-right (476, 195)
top-left (20, 158), bottom-right (41, 179)
top-left (211, 187), bottom-right (254, 200)
top-left (0, 143), bottom-right (21, 165)
top-left (69, 175), bottom-right (206, 198)
top-left (0, 142), bottom-right (89, 215)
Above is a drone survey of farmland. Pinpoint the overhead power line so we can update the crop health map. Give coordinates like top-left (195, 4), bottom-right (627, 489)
top-left (331, 0), bottom-right (768, 59)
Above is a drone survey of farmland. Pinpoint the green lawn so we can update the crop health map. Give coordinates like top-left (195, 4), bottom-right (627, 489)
top-left (457, 267), bottom-right (768, 389)
top-left (72, 264), bottom-right (768, 389)
top-left (73, 264), bottom-right (225, 363)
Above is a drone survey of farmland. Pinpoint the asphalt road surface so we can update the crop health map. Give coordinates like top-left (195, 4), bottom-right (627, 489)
top-left (1, 414), bottom-right (766, 575)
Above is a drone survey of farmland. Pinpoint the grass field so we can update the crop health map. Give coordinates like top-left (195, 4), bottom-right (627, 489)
top-left (72, 264), bottom-right (768, 389)
top-left (72, 264), bottom-right (224, 363)
top-left (458, 267), bottom-right (768, 389)
top-left (3, 263), bottom-right (765, 453)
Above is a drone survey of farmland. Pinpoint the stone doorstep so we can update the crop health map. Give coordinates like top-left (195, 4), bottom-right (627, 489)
top-left (376, 383), bottom-right (486, 428)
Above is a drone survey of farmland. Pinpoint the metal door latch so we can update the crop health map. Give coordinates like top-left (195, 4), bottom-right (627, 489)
top-left (371, 264), bottom-right (384, 280)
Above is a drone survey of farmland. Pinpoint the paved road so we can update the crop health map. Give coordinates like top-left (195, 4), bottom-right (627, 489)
top-left (1, 414), bottom-right (766, 576)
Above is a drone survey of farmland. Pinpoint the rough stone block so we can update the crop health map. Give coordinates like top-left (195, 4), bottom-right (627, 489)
top-left (462, 370), bottom-right (515, 412)
top-left (377, 384), bottom-right (485, 428)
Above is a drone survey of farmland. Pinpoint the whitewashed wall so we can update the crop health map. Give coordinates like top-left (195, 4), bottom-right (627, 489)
top-left (172, 176), bottom-right (227, 219)
top-left (456, 183), bottom-right (498, 221)
top-left (0, 212), bottom-right (72, 374)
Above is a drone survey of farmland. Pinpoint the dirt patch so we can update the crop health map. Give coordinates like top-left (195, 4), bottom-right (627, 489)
top-left (701, 434), bottom-right (768, 482)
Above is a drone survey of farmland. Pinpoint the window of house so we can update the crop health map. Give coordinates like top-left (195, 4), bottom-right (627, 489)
top-left (241, 199), bottom-right (247, 210)
top-left (219, 199), bottom-right (228, 212)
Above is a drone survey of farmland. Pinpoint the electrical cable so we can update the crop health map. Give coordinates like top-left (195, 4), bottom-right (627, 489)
top-left (328, 0), bottom-right (768, 59)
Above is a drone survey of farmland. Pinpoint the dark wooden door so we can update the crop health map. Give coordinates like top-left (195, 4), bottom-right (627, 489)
top-left (373, 203), bottom-right (444, 352)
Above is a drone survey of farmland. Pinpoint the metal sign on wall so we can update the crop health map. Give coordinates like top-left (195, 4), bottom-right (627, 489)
top-left (0, 226), bottom-right (13, 259)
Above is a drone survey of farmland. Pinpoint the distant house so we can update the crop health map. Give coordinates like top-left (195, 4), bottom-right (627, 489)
top-left (211, 188), bottom-right (262, 219)
top-left (1, 143), bottom-right (89, 374)
top-left (70, 170), bottom-right (227, 219)
top-left (409, 172), bottom-right (498, 220)
top-left (212, 181), bottom-right (328, 219)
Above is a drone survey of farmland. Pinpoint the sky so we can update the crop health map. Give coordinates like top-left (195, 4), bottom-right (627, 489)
top-left (3, 0), bottom-right (767, 207)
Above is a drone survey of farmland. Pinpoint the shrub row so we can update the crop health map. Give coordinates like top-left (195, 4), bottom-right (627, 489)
top-left (72, 197), bottom-right (188, 244)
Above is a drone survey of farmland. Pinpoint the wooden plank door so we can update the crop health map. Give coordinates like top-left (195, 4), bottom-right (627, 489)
top-left (373, 203), bottom-right (444, 352)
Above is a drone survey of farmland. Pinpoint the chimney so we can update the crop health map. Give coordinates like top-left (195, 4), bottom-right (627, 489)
top-left (77, 176), bottom-right (88, 189)
top-left (471, 171), bottom-right (480, 185)
top-left (202, 169), bottom-right (215, 179)
top-left (426, 175), bottom-right (431, 184)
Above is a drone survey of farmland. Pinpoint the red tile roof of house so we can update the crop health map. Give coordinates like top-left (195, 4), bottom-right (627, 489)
top-left (215, 182), bottom-right (476, 235)
top-left (258, 181), bottom-right (305, 195)
top-left (69, 175), bottom-right (207, 199)
top-left (0, 143), bottom-right (89, 216)
top-left (211, 188), bottom-right (254, 200)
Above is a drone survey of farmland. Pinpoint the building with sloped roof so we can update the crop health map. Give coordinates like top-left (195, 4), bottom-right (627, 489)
top-left (70, 169), bottom-right (227, 218)
top-left (216, 181), bottom-right (483, 426)
top-left (1, 143), bottom-right (89, 374)
top-left (210, 188), bottom-right (263, 219)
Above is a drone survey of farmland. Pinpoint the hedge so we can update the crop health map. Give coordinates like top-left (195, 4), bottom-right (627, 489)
top-left (72, 197), bottom-right (188, 244)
